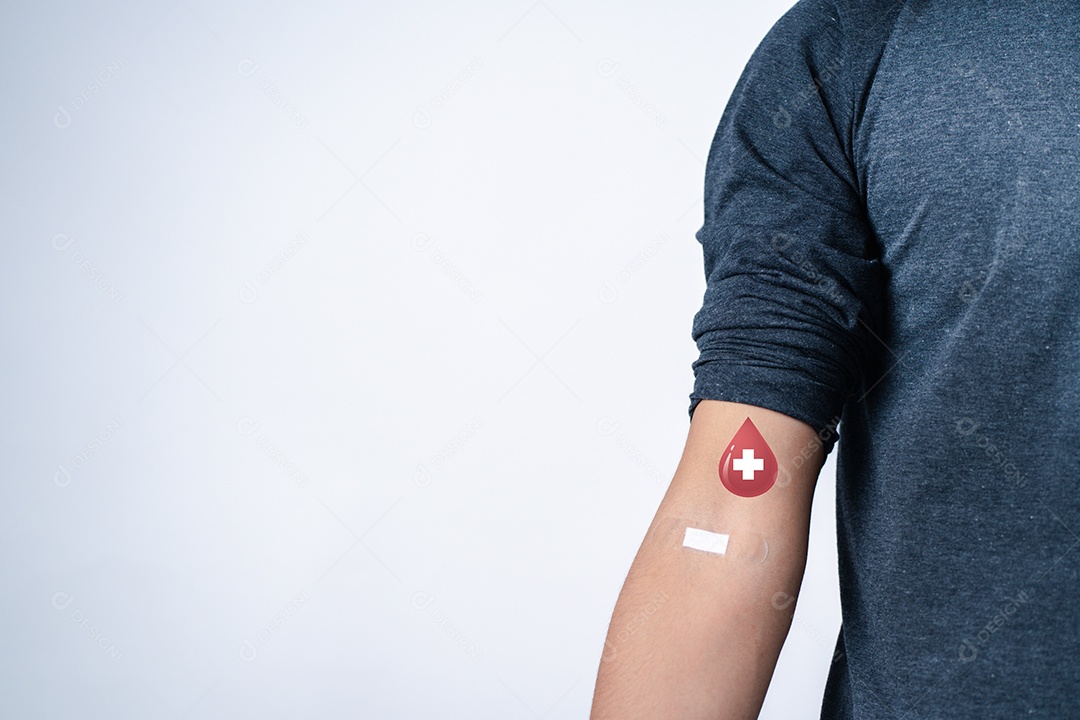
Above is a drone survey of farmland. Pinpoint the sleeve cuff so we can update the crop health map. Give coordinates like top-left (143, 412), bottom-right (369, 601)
top-left (688, 360), bottom-right (844, 456)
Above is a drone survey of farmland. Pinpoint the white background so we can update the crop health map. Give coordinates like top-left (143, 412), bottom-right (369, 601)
top-left (0, 1), bottom-right (842, 717)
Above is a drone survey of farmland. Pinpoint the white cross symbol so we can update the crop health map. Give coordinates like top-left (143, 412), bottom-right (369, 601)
top-left (731, 448), bottom-right (764, 481)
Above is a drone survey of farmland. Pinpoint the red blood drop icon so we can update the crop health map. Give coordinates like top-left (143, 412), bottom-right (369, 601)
top-left (719, 418), bottom-right (778, 498)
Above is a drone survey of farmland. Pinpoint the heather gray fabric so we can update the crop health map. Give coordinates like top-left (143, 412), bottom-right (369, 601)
top-left (687, 0), bottom-right (1080, 716)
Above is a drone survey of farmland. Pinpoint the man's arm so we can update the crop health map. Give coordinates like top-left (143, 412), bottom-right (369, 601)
top-left (590, 399), bottom-right (827, 719)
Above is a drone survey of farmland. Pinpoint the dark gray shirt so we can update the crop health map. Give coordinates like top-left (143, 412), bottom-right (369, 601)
top-left (687, 0), bottom-right (1080, 716)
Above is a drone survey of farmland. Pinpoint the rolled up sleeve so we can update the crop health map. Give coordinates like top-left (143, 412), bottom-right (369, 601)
top-left (688, 0), bottom-right (884, 456)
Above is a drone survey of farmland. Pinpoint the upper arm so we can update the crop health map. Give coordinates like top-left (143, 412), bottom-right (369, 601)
top-left (654, 0), bottom-right (879, 621)
top-left (688, 0), bottom-right (885, 456)
top-left (635, 398), bottom-right (827, 595)
top-left (666, 398), bottom-right (825, 534)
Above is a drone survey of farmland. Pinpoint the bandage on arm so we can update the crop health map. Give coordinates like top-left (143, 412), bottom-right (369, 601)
top-left (590, 399), bottom-right (827, 720)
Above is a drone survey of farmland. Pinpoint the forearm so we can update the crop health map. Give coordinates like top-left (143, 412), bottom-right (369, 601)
top-left (590, 401), bottom-right (824, 719)
top-left (591, 516), bottom-right (808, 718)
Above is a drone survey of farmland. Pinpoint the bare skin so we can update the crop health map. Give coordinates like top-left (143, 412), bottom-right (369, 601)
top-left (590, 399), bottom-right (828, 720)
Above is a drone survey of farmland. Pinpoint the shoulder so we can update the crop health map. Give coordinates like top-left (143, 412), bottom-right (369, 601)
top-left (731, 0), bottom-right (906, 147)
top-left (775, 0), bottom-right (905, 38)
top-left (748, 0), bottom-right (906, 68)
top-left (750, 0), bottom-right (904, 75)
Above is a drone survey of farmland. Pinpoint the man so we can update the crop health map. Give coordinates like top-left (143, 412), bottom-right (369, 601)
top-left (590, 0), bottom-right (1080, 717)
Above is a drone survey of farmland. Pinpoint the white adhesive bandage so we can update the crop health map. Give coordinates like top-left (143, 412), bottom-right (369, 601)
top-left (682, 527), bottom-right (730, 555)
